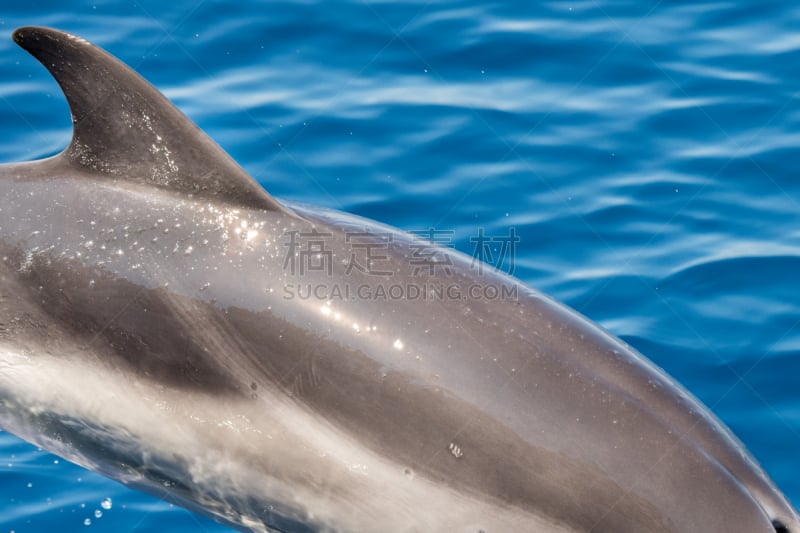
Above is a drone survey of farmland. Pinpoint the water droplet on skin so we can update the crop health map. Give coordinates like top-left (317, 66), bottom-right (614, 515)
top-left (448, 442), bottom-right (464, 459)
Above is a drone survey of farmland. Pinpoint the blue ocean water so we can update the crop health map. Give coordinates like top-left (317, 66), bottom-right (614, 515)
top-left (0, 0), bottom-right (798, 531)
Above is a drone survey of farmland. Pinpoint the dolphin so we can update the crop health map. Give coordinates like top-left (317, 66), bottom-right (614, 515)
top-left (0, 26), bottom-right (797, 533)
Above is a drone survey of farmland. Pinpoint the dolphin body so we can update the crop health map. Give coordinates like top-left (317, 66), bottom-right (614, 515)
top-left (0, 26), bottom-right (796, 533)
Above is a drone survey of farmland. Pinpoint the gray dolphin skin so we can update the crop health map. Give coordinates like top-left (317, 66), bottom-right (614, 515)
top-left (0, 26), bottom-right (797, 533)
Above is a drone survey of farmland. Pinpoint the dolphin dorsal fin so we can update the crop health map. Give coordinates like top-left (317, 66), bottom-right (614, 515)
top-left (12, 26), bottom-right (286, 212)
